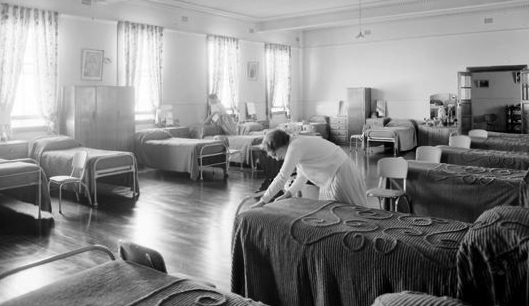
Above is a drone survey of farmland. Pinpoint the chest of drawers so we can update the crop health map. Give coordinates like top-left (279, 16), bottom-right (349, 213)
top-left (330, 116), bottom-right (348, 144)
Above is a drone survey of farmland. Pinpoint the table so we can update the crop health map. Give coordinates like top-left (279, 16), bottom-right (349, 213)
top-left (2, 260), bottom-right (265, 306)
top-left (438, 145), bottom-right (529, 170)
top-left (392, 161), bottom-right (529, 222)
top-left (232, 198), bottom-right (469, 306)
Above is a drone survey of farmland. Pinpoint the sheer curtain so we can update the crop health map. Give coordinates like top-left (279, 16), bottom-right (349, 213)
top-left (207, 35), bottom-right (240, 114)
top-left (265, 43), bottom-right (291, 119)
top-left (117, 21), bottom-right (163, 115)
top-left (0, 4), bottom-right (58, 134)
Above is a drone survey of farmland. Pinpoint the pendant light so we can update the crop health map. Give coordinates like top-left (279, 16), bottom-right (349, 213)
top-left (356, 0), bottom-right (364, 39)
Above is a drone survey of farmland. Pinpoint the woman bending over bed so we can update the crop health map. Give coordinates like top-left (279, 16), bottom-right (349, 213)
top-left (252, 129), bottom-right (367, 207)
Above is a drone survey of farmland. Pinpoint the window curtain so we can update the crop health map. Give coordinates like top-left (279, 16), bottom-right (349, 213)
top-left (0, 4), bottom-right (58, 134)
top-left (207, 35), bottom-right (239, 114)
top-left (117, 21), bottom-right (163, 112)
top-left (265, 43), bottom-right (291, 120)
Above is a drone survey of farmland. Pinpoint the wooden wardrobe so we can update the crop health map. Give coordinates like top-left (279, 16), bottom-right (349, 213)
top-left (60, 86), bottom-right (135, 152)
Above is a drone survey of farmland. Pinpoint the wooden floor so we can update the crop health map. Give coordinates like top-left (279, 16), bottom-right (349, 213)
top-left (0, 146), bottom-right (415, 302)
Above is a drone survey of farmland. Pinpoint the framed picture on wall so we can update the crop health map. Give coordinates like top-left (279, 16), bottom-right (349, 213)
top-left (81, 49), bottom-right (104, 81)
top-left (247, 61), bottom-right (259, 81)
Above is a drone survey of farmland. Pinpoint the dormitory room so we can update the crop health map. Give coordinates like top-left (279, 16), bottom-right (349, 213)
top-left (0, 0), bottom-right (528, 305)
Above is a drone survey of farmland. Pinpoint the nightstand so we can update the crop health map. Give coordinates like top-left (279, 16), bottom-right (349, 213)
top-left (0, 140), bottom-right (29, 159)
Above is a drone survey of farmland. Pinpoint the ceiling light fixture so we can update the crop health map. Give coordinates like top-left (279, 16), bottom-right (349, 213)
top-left (356, 0), bottom-right (364, 39)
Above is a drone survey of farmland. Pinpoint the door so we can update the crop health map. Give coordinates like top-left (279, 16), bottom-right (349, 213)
top-left (457, 72), bottom-right (472, 135)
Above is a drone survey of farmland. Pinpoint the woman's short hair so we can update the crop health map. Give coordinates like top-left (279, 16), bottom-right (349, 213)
top-left (263, 129), bottom-right (290, 152)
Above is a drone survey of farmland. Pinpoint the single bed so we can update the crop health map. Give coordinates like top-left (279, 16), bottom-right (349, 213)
top-left (0, 245), bottom-right (265, 306)
top-left (366, 119), bottom-right (417, 155)
top-left (29, 135), bottom-right (139, 207)
top-left (134, 128), bottom-right (228, 180)
top-left (470, 135), bottom-right (529, 152)
top-left (0, 158), bottom-right (51, 218)
top-left (438, 145), bottom-right (529, 170)
top-left (232, 198), bottom-right (529, 306)
top-left (232, 197), bottom-right (470, 306)
top-left (391, 160), bottom-right (529, 223)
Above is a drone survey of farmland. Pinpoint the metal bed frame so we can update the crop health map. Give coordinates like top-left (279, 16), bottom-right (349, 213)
top-left (0, 158), bottom-right (43, 219)
top-left (366, 129), bottom-right (398, 157)
top-left (0, 245), bottom-right (115, 281)
top-left (198, 143), bottom-right (229, 180)
top-left (92, 152), bottom-right (138, 207)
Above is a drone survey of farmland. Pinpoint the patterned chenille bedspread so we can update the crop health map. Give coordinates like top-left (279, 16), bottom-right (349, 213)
top-left (470, 135), bottom-right (529, 152)
top-left (438, 145), bottom-right (529, 170)
top-left (231, 198), bottom-right (470, 306)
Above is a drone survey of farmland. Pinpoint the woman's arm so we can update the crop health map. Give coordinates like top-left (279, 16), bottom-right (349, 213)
top-left (259, 145), bottom-right (300, 204)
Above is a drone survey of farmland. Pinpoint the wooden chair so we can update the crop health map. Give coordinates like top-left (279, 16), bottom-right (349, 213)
top-left (449, 135), bottom-right (471, 149)
top-left (48, 150), bottom-right (92, 213)
top-left (468, 129), bottom-right (488, 138)
top-left (366, 157), bottom-right (408, 212)
top-left (415, 146), bottom-right (442, 163)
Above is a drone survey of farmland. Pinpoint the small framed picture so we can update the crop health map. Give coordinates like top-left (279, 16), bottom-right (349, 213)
top-left (81, 49), bottom-right (104, 81)
top-left (247, 61), bottom-right (259, 81)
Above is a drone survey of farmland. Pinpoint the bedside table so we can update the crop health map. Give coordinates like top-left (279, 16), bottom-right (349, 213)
top-left (0, 140), bottom-right (29, 159)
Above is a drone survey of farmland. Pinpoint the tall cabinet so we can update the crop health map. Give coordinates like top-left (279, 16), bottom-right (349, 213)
top-left (60, 86), bottom-right (135, 151)
top-left (329, 87), bottom-right (372, 145)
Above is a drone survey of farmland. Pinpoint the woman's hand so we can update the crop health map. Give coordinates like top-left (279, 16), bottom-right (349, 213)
top-left (274, 191), bottom-right (292, 202)
top-left (251, 200), bottom-right (266, 208)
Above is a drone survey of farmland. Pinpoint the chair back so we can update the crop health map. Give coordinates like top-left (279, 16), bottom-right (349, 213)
top-left (377, 157), bottom-right (408, 190)
top-left (449, 135), bottom-right (471, 149)
top-left (415, 146), bottom-right (442, 163)
top-left (71, 151), bottom-right (88, 179)
top-left (468, 129), bottom-right (488, 138)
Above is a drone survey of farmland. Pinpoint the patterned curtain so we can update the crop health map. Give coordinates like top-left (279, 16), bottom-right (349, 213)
top-left (207, 35), bottom-right (240, 114)
top-left (0, 4), bottom-right (30, 137)
top-left (32, 8), bottom-right (59, 133)
top-left (0, 4), bottom-right (58, 135)
top-left (265, 43), bottom-right (291, 120)
top-left (117, 21), bottom-right (163, 112)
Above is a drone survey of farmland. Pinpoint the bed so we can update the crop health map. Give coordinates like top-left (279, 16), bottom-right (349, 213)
top-left (232, 198), bottom-right (529, 306)
top-left (29, 135), bottom-right (139, 207)
top-left (470, 135), bottom-right (529, 152)
top-left (391, 160), bottom-right (529, 223)
top-left (0, 158), bottom-right (51, 219)
top-left (365, 119), bottom-right (417, 155)
top-left (134, 128), bottom-right (228, 180)
top-left (438, 145), bottom-right (529, 170)
top-left (0, 245), bottom-right (265, 306)
top-left (201, 124), bottom-right (265, 166)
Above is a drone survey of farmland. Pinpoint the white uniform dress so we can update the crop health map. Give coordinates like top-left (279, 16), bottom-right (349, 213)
top-left (261, 136), bottom-right (367, 206)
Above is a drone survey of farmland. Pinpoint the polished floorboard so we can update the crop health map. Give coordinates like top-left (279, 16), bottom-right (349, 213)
top-left (0, 146), bottom-right (415, 302)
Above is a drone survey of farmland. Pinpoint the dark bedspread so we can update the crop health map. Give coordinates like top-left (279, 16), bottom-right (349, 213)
top-left (393, 161), bottom-right (529, 223)
top-left (231, 198), bottom-right (469, 306)
top-left (3, 260), bottom-right (266, 306)
top-left (471, 135), bottom-right (529, 152)
top-left (438, 145), bottom-right (529, 170)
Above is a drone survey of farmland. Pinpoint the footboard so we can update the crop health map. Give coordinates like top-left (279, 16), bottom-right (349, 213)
top-left (92, 153), bottom-right (138, 207)
top-left (198, 143), bottom-right (228, 180)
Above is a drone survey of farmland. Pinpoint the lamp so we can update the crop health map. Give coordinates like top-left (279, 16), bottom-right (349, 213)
top-left (356, 0), bottom-right (364, 39)
top-left (0, 111), bottom-right (10, 142)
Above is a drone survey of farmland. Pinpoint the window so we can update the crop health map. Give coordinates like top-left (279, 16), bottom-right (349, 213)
top-left (265, 44), bottom-right (291, 116)
top-left (207, 35), bottom-right (240, 114)
top-left (11, 28), bottom-right (45, 128)
top-left (117, 21), bottom-right (163, 122)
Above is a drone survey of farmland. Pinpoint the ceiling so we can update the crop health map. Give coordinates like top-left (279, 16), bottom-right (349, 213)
top-left (5, 0), bottom-right (527, 31)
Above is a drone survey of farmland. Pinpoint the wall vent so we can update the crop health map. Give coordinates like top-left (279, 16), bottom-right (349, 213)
top-left (484, 17), bottom-right (493, 24)
top-left (181, 16), bottom-right (188, 22)
top-left (81, 0), bottom-right (92, 5)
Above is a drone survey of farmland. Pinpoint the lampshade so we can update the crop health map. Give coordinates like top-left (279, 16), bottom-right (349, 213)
top-left (0, 111), bottom-right (10, 125)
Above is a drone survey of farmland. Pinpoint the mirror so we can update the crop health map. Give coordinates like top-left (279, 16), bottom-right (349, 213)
top-left (429, 93), bottom-right (457, 127)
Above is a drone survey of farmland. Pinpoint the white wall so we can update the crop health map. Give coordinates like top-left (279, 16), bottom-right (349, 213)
top-left (301, 7), bottom-right (529, 121)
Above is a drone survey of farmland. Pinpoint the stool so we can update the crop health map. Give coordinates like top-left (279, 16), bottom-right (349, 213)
top-left (228, 149), bottom-right (243, 170)
top-left (349, 134), bottom-right (364, 153)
